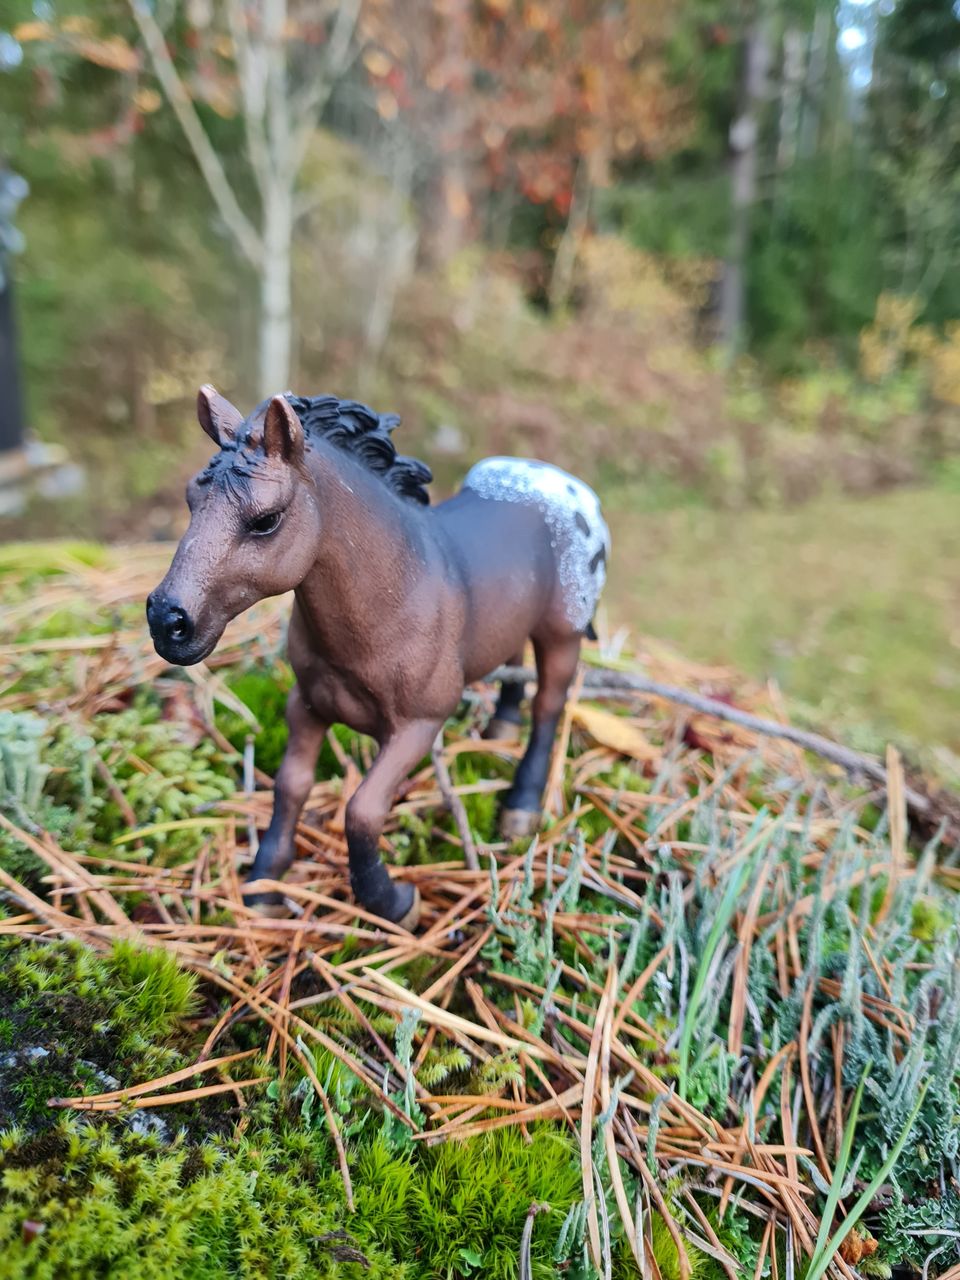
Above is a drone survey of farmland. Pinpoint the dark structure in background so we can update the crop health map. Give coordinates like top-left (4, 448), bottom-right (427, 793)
top-left (0, 164), bottom-right (27, 457)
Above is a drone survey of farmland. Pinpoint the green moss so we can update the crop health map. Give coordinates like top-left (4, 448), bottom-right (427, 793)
top-left (106, 941), bottom-right (199, 1039)
top-left (391, 812), bottom-right (434, 867)
top-left (355, 1129), bottom-right (581, 1280)
top-left (217, 664), bottom-right (294, 778)
top-left (0, 1122), bottom-right (404, 1280)
top-left (451, 750), bottom-right (509, 844)
top-left (85, 706), bottom-right (237, 861)
top-left (0, 938), bottom-right (581, 1278)
top-left (1, 701), bottom-right (238, 877)
top-left (632, 1211), bottom-right (711, 1280)
top-left (3, 939), bottom-right (196, 1043)
top-left (9, 1059), bottom-right (72, 1123)
top-left (215, 665), bottom-right (381, 784)
top-left (0, 1113), bottom-right (584, 1280)
top-left (910, 895), bottom-right (952, 942)
top-left (0, 939), bottom-right (208, 1135)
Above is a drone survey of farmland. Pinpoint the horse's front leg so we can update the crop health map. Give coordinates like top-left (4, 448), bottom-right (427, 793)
top-left (346, 717), bottom-right (442, 929)
top-left (243, 685), bottom-right (327, 916)
top-left (501, 635), bottom-right (581, 840)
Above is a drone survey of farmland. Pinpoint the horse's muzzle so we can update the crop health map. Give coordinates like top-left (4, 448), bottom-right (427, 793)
top-left (146, 591), bottom-right (197, 662)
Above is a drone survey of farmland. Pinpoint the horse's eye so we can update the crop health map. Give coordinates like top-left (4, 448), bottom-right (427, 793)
top-left (247, 511), bottom-right (283, 536)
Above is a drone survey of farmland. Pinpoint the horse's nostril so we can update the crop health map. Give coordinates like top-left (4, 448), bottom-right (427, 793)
top-left (164, 606), bottom-right (192, 644)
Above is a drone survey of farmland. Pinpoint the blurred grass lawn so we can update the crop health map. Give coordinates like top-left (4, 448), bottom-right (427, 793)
top-left (606, 485), bottom-right (960, 752)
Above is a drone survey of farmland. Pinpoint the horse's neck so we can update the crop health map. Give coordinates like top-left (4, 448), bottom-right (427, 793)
top-left (294, 444), bottom-right (432, 649)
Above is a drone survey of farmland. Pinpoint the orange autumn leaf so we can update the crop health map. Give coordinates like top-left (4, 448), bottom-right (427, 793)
top-left (444, 177), bottom-right (471, 220)
top-left (61, 16), bottom-right (97, 36)
top-left (73, 35), bottom-right (140, 74)
top-left (376, 90), bottom-right (398, 121)
top-left (13, 21), bottom-right (53, 42)
top-left (571, 703), bottom-right (660, 763)
top-left (524, 3), bottom-right (551, 31)
top-left (134, 88), bottom-right (162, 115)
top-left (363, 48), bottom-right (393, 78)
top-left (839, 1228), bottom-right (878, 1265)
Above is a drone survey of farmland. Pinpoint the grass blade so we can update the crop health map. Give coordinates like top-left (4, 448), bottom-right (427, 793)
top-left (806, 1081), bottom-right (930, 1280)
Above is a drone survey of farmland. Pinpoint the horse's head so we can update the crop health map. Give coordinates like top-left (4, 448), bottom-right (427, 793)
top-left (147, 387), bottom-right (320, 665)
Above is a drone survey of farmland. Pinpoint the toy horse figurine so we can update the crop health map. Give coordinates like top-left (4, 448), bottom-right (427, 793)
top-left (148, 388), bottom-right (610, 929)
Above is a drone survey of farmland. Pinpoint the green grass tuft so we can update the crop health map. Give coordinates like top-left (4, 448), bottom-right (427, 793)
top-left (107, 941), bottom-right (199, 1038)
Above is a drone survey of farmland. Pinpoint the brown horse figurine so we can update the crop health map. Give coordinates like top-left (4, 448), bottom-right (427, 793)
top-left (148, 388), bottom-right (610, 929)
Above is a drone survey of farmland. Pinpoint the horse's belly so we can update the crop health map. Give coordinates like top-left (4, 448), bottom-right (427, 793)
top-left (460, 457), bottom-right (610, 633)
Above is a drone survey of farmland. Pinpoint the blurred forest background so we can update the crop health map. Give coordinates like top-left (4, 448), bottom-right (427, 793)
top-left (1, 0), bottom-right (959, 756)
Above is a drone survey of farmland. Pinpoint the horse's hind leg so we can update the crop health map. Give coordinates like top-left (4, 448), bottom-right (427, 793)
top-left (500, 633), bottom-right (581, 840)
top-left (243, 685), bottom-right (327, 916)
top-left (483, 650), bottom-right (526, 742)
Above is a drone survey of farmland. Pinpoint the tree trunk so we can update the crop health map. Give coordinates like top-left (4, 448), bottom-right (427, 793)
top-left (548, 159), bottom-right (592, 312)
top-left (776, 27), bottom-right (805, 176)
top-left (415, 0), bottom-right (471, 271)
top-left (259, 186), bottom-right (293, 396)
top-left (799, 6), bottom-right (831, 159)
top-left (418, 159), bottom-right (469, 271)
top-left (360, 143), bottom-right (416, 385)
top-left (718, 15), bottom-right (771, 361)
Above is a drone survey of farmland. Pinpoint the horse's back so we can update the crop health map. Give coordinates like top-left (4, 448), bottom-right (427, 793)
top-left (459, 457), bottom-right (610, 634)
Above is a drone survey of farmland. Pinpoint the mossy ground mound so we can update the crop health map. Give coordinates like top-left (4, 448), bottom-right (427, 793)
top-left (1, 544), bottom-right (959, 1279)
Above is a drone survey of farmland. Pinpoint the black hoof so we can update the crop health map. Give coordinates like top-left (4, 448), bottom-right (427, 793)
top-left (353, 877), bottom-right (420, 930)
top-left (367, 880), bottom-right (420, 930)
top-left (391, 884), bottom-right (421, 931)
top-left (483, 716), bottom-right (522, 743)
top-left (242, 887), bottom-right (289, 918)
top-left (500, 808), bottom-right (542, 840)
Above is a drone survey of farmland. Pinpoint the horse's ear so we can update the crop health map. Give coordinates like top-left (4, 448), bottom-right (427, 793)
top-left (197, 385), bottom-right (243, 447)
top-left (262, 395), bottom-right (304, 463)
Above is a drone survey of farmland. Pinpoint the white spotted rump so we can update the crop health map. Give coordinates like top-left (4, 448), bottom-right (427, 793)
top-left (462, 457), bottom-right (610, 631)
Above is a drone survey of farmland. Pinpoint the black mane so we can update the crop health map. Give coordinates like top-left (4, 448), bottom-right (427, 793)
top-left (286, 394), bottom-right (432, 506)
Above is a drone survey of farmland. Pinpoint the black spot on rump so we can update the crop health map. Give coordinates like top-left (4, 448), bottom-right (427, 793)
top-left (575, 512), bottom-right (590, 536)
top-left (589, 545), bottom-right (606, 573)
top-left (566, 482), bottom-right (578, 496)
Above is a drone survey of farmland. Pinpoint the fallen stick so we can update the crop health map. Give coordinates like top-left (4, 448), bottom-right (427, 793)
top-left (432, 731), bottom-right (480, 871)
top-left (484, 665), bottom-right (934, 818)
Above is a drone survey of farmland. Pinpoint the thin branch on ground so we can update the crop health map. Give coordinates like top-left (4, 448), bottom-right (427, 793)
top-left (488, 664), bottom-right (934, 817)
top-left (431, 730), bottom-right (480, 871)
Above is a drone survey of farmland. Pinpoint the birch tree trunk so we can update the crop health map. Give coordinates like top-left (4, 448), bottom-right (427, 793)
top-left (718, 14), bottom-right (771, 360)
top-left (777, 27), bottom-right (805, 176)
top-left (131, 0), bottom-right (363, 399)
top-left (257, 0), bottom-right (294, 395)
top-left (259, 185), bottom-right (294, 395)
